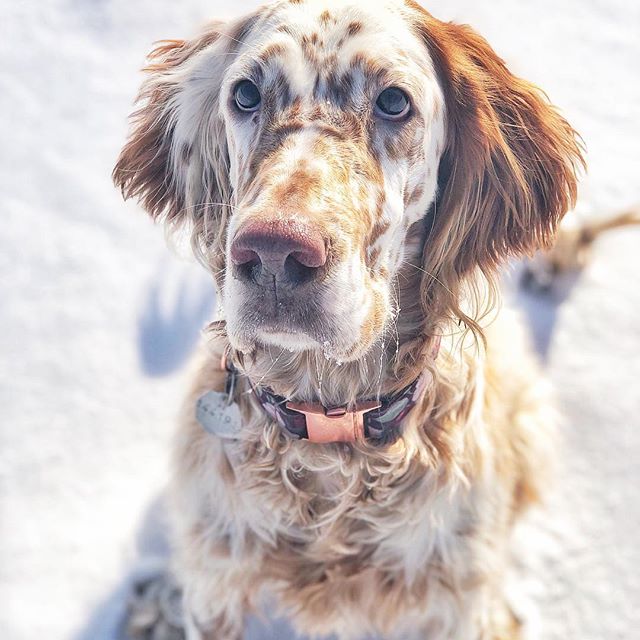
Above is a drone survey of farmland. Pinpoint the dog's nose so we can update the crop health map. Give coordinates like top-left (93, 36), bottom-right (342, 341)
top-left (231, 219), bottom-right (327, 286)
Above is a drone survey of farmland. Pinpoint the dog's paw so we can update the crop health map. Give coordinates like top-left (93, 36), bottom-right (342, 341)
top-left (124, 571), bottom-right (185, 640)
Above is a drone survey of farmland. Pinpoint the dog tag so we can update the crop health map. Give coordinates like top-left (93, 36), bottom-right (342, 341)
top-left (196, 391), bottom-right (242, 439)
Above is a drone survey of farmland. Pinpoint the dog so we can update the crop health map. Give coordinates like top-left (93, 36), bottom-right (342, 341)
top-left (113, 1), bottom-right (585, 638)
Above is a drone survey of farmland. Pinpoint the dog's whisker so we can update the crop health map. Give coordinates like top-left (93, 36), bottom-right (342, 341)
top-left (252, 347), bottom-right (287, 390)
top-left (400, 260), bottom-right (456, 298)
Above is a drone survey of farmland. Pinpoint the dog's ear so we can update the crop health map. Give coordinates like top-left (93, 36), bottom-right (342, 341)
top-left (411, 4), bottom-right (585, 275)
top-left (114, 34), bottom-right (213, 224)
top-left (113, 18), bottom-right (253, 234)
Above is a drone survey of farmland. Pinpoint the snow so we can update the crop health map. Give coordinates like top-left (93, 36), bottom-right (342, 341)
top-left (0, 1), bottom-right (638, 639)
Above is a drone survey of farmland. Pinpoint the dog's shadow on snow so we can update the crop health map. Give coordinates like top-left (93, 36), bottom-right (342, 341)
top-left (136, 260), bottom-right (217, 377)
top-left (72, 499), bottom-right (172, 640)
top-left (507, 260), bottom-right (582, 363)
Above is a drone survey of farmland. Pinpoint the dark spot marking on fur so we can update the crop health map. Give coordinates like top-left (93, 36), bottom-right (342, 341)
top-left (321, 68), bottom-right (355, 108)
top-left (319, 10), bottom-right (332, 25)
top-left (384, 118), bottom-right (420, 161)
top-left (255, 121), bottom-right (307, 170)
top-left (288, 98), bottom-right (303, 119)
top-left (368, 220), bottom-right (390, 251)
top-left (263, 68), bottom-right (293, 111)
top-left (271, 167), bottom-right (319, 209)
top-left (366, 246), bottom-right (381, 269)
top-left (277, 24), bottom-right (296, 36)
top-left (313, 73), bottom-right (322, 97)
top-left (244, 113), bottom-right (304, 184)
top-left (347, 21), bottom-right (363, 37)
top-left (406, 184), bottom-right (425, 208)
top-left (384, 136), bottom-right (398, 159)
top-left (301, 34), bottom-right (321, 69)
top-left (338, 21), bottom-right (364, 47)
top-left (259, 42), bottom-right (288, 63)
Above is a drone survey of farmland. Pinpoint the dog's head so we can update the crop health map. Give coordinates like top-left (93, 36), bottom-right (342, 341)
top-left (114, 0), bottom-right (583, 365)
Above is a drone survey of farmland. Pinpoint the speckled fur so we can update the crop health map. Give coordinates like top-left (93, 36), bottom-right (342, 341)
top-left (113, 1), bottom-right (583, 638)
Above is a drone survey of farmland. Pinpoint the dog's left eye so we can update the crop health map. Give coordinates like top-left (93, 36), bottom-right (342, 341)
top-left (234, 80), bottom-right (261, 112)
top-left (375, 87), bottom-right (411, 121)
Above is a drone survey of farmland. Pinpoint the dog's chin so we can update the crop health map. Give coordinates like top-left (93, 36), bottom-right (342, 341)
top-left (227, 321), bottom-right (374, 363)
top-left (229, 329), bottom-right (386, 369)
top-left (256, 328), bottom-right (320, 353)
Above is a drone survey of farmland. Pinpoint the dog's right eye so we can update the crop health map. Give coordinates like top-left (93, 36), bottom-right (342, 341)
top-left (375, 87), bottom-right (411, 121)
top-left (234, 80), bottom-right (261, 112)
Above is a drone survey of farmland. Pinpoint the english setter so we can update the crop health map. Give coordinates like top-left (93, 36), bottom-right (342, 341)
top-left (114, 1), bottom-right (585, 638)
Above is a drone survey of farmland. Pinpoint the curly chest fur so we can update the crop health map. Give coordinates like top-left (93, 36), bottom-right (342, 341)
top-left (254, 447), bottom-right (463, 552)
top-left (174, 425), bottom-right (507, 639)
top-left (214, 428), bottom-right (489, 586)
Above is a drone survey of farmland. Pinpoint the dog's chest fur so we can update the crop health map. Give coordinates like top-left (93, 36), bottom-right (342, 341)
top-left (172, 349), bottom-right (513, 639)
top-left (219, 445), bottom-right (484, 638)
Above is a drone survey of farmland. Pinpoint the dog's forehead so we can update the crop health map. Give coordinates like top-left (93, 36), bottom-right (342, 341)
top-left (232, 0), bottom-right (431, 96)
top-left (265, 0), bottom-right (415, 44)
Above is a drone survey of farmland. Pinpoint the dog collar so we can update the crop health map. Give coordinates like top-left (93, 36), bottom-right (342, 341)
top-left (220, 338), bottom-right (440, 445)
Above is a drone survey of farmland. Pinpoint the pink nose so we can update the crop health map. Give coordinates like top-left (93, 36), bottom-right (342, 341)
top-left (231, 218), bottom-right (327, 286)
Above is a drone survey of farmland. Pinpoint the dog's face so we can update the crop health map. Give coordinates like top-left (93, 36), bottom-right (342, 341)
top-left (115, 0), bottom-right (582, 365)
top-left (220, 1), bottom-right (445, 360)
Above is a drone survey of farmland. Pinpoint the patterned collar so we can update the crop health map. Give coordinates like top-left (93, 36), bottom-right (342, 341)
top-left (222, 338), bottom-right (440, 445)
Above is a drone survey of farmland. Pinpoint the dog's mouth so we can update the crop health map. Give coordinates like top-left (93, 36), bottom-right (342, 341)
top-left (223, 275), bottom-right (382, 362)
top-left (228, 302), bottom-right (355, 357)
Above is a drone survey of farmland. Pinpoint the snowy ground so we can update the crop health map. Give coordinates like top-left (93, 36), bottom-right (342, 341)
top-left (1, 1), bottom-right (639, 639)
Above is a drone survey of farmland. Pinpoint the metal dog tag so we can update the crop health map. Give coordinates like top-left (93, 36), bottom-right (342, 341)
top-left (196, 391), bottom-right (242, 439)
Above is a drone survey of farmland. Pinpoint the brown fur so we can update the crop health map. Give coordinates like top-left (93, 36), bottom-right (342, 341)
top-left (391, 2), bottom-right (585, 387)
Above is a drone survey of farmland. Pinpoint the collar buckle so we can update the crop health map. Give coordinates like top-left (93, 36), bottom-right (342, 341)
top-left (286, 400), bottom-right (382, 444)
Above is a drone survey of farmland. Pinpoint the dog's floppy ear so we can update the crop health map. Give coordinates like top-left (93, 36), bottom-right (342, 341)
top-left (113, 32), bottom-right (217, 224)
top-left (113, 17), bottom-right (255, 235)
top-left (411, 4), bottom-right (585, 275)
